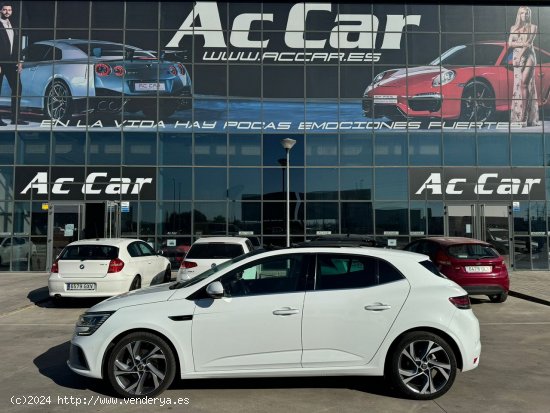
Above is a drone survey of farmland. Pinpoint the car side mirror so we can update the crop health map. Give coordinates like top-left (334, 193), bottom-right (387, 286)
top-left (206, 281), bottom-right (224, 299)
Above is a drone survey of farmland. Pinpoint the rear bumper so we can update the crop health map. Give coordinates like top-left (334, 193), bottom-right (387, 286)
top-left (462, 285), bottom-right (507, 296)
top-left (48, 274), bottom-right (130, 298)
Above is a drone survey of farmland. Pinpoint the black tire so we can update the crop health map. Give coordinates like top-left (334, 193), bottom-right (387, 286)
top-left (386, 331), bottom-right (457, 400)
top-left (45, 80), bottom-right (73, 122)
top-left (106, 331), bottom-right (176, 398)
top-left (489, 291), bottom-right (508, 303)
top-left (163, 266), bottom-right (172, 283)
top-left (129, 276), bottom-right (141, 291)
top-left (460, 80), bottom-right (495, 122)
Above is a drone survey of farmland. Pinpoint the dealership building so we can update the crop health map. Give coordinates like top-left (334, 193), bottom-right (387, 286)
top-left (1, 1), bottom-right (550, 271)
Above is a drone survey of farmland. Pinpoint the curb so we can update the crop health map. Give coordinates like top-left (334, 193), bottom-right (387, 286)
top-left (509, 290), bottom-right (550, 307)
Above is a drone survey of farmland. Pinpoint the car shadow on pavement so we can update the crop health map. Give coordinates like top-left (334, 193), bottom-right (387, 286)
top-left (27, 286), bottom-right (50, 306)
top-left (171, 376), bottom-right (397, 398)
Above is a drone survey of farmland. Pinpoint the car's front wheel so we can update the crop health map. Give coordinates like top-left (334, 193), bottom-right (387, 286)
top-left (106, 332), bottom-right (176, 398)
top-left (45, 80), bottom-right (73, 122)
top-left (387, 331), bottom-right (457, 400)
top-left (460, 80), bottom-right (495, 122)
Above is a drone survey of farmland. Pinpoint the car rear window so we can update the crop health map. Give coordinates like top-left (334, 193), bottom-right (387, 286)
top-left (420, 260), bottom-right (445, 278)
top-left (59, 245), bottom-right (118, 260)
top-left (186, 243), bottom-right (245, 259)
top-left (447, 244), bottom-right (498, 259)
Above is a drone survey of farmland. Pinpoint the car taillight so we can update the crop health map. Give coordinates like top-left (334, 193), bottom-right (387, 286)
top-left (107, 258), bottom-right (125, 273)
top-left (50, 260), bottom-right (59, 273)
top-left (435, 250), bottom-right (452, 267)
top-left (95, 63), bottom-right (111, 77)
top-left (180, 260), bottom-right (197, 269)
top-left (449, 295), bottom-right (471, 309)
top-left (177, 63), bottom-right (186, 75)
top-left (113, 65), bottom-right (126, 76)
top-left (168, 65), bottom-right (178, 76)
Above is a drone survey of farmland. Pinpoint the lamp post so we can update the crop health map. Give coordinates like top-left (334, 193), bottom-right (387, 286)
top-left (280, 138), bottom-right (296, 247)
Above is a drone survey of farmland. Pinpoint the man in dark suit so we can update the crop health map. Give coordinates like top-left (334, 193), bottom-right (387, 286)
top-left (0, 2), bottom-right (27, 125)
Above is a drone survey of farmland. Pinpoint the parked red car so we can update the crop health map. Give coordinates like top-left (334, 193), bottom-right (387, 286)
top-left (363, 42), bottom-right (550, 122)
top-left (403, 237), bottom-right (509, 303)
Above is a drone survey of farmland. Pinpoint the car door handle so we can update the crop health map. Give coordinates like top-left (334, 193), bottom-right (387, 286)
top-left (272, 307), bottom-right (300, 316)
top-left (364, 303), bottom-right (392, 311)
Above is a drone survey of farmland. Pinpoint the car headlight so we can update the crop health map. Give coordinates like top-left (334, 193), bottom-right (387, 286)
top-left (75, 311), bottom-right (114, 336)
top-left (372, 72), bottom-right (385, 84)
top-left (432, 70), bottom-right (456, 87)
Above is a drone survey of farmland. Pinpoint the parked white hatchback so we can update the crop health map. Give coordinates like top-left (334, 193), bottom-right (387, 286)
top-left (48, 238), bottom-right (172, 299)
top-left (176, 237), bottom-right (254, 281)
top-left (68, 247), bottom-right (480, 400)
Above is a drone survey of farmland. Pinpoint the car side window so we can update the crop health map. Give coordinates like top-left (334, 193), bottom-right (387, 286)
top-left (127, 242), bottom-right (142, 257)
top-left (315, 254), bottom-right (377, 290)
top-left (378, 259), bottom-right (405, 284)
top-left (219, 254), bottom-right (307, 297)
top-left (137, 242), bottom-right (155, 256)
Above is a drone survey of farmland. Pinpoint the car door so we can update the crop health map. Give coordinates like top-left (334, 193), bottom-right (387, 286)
top-left (192, 253), bottom-right (308, 372)
top-left (136, 242), bottom-right (159, 284)
top-left (301, 253), bottom-right (410, 367)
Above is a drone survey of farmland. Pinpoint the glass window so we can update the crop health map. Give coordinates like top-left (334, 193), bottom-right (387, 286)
top-left (478, 134), bottom-right (510, 166)
top-left (127, 242), bottom-right (141, 257)
top-left (263, 168), bottom-right (304, 201)
top-left (0, 167), bottom-right (14, 200)
top-left (219, 254), bottom-right (306, 297)
top-left (121, 201), bottom-right (138, 237)
top-left (306, 134), bottom-right (338, 166)
top-left (139, 202), bottom-right (156, 236)
top-left (194, 134), bottom-right (227, 166)
top-left (306, 202), bottom-right (338, 235)
top-left (187, 243), bottom-right (244, 260)
top-left (444, 133), bottom-right (476, 166)
top-left (53, 133), bottom-right (85, 165)
top-left (375, 134), bottom-right (407, 166)
top-left (375, 201), bottom-right (408, 235)
top-left (195, 168), bottom-right (227, 200)
top-left (123, 133), bottom-right (157, 166)
top-left (0, 133), bottom-right (15, 164)
top-left (374, 168), bottom-right (407, 200)
top-left (229, 202), bottom-right (261, 235)
top-left (159, 133), bottom-right (192, 166)
top-left (61, 244), bottom-right (119, 260)
top-left (340, 168), bottom-right (372, 200)
top-left (306, 168), bottom-right (338, 200)
top-left (229, 168), bottom-right (261, 201)
top-left (229, 134), bottom-right (261, 166)
top-left (158, 202), bottom-right (191, 235)
top-left (31, 203), bottom-right (47, 236)
top-left (512, 133), bottom-right (543, 166)
top-left (263, 66), bottom-right (304, 98)
top-left (410, 202), bottom-right (426, 236)
top-left (16, 133), bottom-right (50, 165)
top-left (194, 202), bottom-right (227, 236)
top-left (341, 202), bottom-right (373, 234)
top-left (340, 134), bottom-right (372, 166)
top-left (409, 133), bottom-right (442, 166)
top-left (158, 168), bottom-right (192, 200)
top-left (137, 242), bottom-right (155, 256)
top-left (263, 134), bottom-right (304, 167)
top-left (378, 260), bottom-right (405, 284)
top-left (427, 202), bottom-right (444, 235)
top-left (315, 254), bottom-right (377, 290)
top-left (263, 202), bottom-right (304, 235)
top-left (88, 133), bottom-right (121, 165)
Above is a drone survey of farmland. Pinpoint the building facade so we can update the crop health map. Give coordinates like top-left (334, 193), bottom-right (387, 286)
top-left (1, 1), bottom-right (550, 271)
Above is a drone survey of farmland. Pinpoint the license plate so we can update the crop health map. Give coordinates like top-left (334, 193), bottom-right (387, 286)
top-left (135, 82), bottom-right (166, 91)
top-left (374, 95), bottom-right (397, 104)
top-left (66, 283), bottom-right (96, 291)
top-left (465, 266), bottom-right (492, 273)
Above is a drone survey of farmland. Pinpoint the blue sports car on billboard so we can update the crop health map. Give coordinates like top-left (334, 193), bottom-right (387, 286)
top-left (0, 39), bottom-right (192, 121)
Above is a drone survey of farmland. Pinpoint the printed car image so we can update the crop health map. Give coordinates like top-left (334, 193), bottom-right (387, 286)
top-left (0, 39), bottom-right (192, 121)
top-left (362, 42), bottom-right (550, 122)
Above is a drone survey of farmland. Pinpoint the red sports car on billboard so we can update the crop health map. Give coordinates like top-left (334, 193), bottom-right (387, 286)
top-left (362, 42), bottom-right (550, 122)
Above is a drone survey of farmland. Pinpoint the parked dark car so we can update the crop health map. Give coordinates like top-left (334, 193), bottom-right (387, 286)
top-left (297, 234), bottom-right (381, 248)
top-left (403, 237), bottom-right (509, 303)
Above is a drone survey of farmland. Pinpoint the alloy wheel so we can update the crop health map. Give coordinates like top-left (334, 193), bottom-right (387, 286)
top-left (461, 82), bottom-right (494, 122)
top-left (47, 82), bottom-right (71, 121)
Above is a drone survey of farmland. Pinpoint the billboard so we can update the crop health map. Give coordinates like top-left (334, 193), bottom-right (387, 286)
top-left (1, 2), bottom-right (549, 133)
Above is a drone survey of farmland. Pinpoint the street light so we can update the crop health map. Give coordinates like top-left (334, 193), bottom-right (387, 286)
top-left (281, 138), bottom-right (296, 247)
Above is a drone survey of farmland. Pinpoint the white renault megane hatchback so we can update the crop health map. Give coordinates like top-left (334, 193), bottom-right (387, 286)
top-left (67, 246), bottom-right (480, 400)
top-left (49, 238), bottom-right (172, 299)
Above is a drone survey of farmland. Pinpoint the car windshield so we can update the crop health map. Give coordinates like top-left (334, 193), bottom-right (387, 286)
top-left (59, 245), bottom-right (119, 260)
top-left (430, 44), bottom-right (503, 66)
top-left (186, 243), bottom-right (245, 259)
top-left (447, 244), bottom-right (499, 259)
top-left (170, 249), bottom-right (267, 289)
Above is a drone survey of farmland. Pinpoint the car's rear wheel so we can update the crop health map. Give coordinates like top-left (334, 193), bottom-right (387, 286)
top-left (489, 291), bottom-right (508, 303)
top-left (106, 332), bottom-right (176, 398)
top-left (163, 266), bottom-right (172, 283)
top-left (45, 80), bottom-right (73, 122)
top-left (387, 331), bottom-right (457, 400)
top-left (130, 276), bottom-right (141, 291)
top-left (460, 80), bottom-right (495, 122)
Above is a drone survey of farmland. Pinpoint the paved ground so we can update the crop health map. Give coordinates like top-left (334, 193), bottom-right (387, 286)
top-left (0, 271), bottom-right (549, 412)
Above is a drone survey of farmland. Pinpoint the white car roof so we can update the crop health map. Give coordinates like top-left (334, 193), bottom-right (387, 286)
top-left (193, 237), bottom-right (249, 245)
top-left (65, 238), bottom-right (142, 247)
